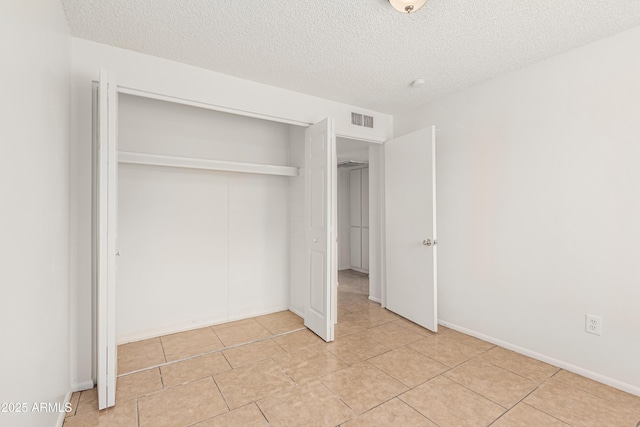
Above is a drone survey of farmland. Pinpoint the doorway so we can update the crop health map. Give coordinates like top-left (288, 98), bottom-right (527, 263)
top-left (335, 137), bottom-right (381, 319)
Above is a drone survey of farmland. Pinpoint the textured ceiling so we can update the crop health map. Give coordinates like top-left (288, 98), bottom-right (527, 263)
top-left (61, 0), bottom-right (640, 114)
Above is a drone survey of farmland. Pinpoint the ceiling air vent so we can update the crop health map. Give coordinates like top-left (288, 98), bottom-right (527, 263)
top-left (351, 112), bottom-right (374, 129)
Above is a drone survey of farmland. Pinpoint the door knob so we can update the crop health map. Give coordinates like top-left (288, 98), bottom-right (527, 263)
top-left (116, 250), bottom-right (121, 256)
top-left (422, 239), bottom-right (431, 246)
top-left (313, 238), bottom-right (318, 243)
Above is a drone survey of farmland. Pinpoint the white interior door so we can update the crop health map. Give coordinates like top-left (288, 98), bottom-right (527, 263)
top-left (97, 69), bottom-right (118, 409)
top-left (385, 126), bottom-right (438, 332)
top-left (304, 118), bottom-right (336, 341)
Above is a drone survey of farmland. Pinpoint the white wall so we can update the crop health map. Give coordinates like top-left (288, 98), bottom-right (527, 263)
top-left (117, 94), bottom-right (290, 342)
top-left (395, 26), bottom-right (640, 394)
top-left (69, 38), bottom-right (391, 388)
top-left (0, 0), bottom-right (71, 426)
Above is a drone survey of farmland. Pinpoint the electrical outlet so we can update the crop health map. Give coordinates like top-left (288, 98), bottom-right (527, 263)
top-left (585, 314), bottom-right (602, 336)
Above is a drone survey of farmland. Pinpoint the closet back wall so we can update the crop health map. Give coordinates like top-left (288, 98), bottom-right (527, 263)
top-left (117, 94), bottom-right (290, 343)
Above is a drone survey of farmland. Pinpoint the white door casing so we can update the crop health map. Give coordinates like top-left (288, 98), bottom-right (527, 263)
top-left (384, 126), bottom-right (438, 332)
top-left (304, 118), bottom-right (336, 342)
top-left (97, 69), bottom-right (118, 409)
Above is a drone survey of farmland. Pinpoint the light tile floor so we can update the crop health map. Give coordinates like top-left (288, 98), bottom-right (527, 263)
top-left (64, 270), bottom-right (640, 426)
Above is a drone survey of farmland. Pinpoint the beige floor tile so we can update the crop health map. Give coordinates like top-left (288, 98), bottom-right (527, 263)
top-left (214, 321), bottom-right (272, 347)
top-left (257, 381), bottom-right (354, 426)
top-left (359, 322), bottom-right (424, 349)
top-left (160, 327), bottom-right (224, 362)
top-left (211, 318), bottom-right (256, 331)
top-left (491, 403), bottom-right (569, 426)
top-left (193, 403), bottom-right (269, 427)
top-left (552, 369), bottom-right (640, 412)
top-left (118, 337), bottom-right (166, 374)
top-left (475, 346), bottom-right (559, 384)
top-left (337, 308), bottom-right (350, 318)
top-left (334, 320), bottom-right (367, 338)
top-left (399, 376), bottom-right (505, 427)
top-left (392, 318), bottom-right (436, 337)
top-left (341, 307), bottom-right (400, 328)
top-left (272, 344), bottom-right (349, 384)
top-left (138, 377), bottom-right (228, 427)
top-left (222, 339), bottom-right (285, 368)
top-left (75, 387), bottom-right (99, 415)
top-left (339, 300), bottom-right (377, 313)
top-left (326, 333), bottom-right (390, 364)
top-left (254, 310), bottom-right (304, 334)
top-left (273, 329), bottom-right (325, 353)
top-left (524, 379), bottom-right (640, 426)
top-left (343, 398), bottom-right (437, 427)
top-left (214, 359), bottom-right (295, 409)
top-left (439, 328), bottom-right (494, 352)
top-left (444, 359), bottom-right (537, 408)
top-left (161, 352), bottom-right (231, 388)
top-left (116, 368), bottom-right (163, 402)
top-left (65, 391), bottom-right (80, 418)
top-left (320, 362), bottom-right (407, 414)
top-left (63, 398), bottom-right (137, 427)
top-left (407, 334), bottom-right (486, 367)
top-left (369, 346), bottom-right (448, 388)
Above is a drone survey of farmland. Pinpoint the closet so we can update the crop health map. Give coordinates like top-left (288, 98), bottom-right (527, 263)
top-left (95, 70), bottom-right (347, 409)
top-left (349, 167), bottom-right (369, 272)
top-left (116, 94), bottom-right (299, 343)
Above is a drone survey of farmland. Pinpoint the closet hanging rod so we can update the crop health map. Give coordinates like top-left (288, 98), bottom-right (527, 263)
top-left (118, 151), bottom-right (299, 177)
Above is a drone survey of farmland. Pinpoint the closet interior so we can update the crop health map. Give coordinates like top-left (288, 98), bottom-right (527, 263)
top-left (115, 93), bottom-right (308, 344)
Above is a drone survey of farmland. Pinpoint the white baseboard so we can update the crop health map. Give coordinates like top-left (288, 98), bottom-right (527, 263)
top-left (117, 306), bottom-right (288, 345)
top-left (349, 267), bottom-right (369, 274)
top-left (288, 306), bottom-right (304, 319)
top-left (368, 295), bottom-right (382, 303)
top-left (55, 390), bottom-right (73, 427)
top-left (71, 380), bottom-right (94, 392)
top-left (438, 319), bottom-right (640, 398)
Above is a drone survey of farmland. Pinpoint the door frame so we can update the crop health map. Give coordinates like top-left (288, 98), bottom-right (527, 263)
top-left (95, 69), bottom-right (118, 409)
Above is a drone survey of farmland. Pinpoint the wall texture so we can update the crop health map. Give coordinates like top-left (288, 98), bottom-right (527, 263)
top-left (0, 0), bottom-right (71, 425)
top-left (395, 26), bottom-right (640, 394)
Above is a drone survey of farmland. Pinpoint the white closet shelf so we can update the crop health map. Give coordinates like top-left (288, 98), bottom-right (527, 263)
top-left (118, 151), bottom-right (299, 177)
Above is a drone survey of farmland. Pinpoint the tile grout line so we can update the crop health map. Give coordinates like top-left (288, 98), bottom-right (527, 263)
top-left (210, 374), bottom-right (231, 414)
top-left (136, 398), bottom-right (140, 427)
top-left (117, 326), bottom-right (307, 378)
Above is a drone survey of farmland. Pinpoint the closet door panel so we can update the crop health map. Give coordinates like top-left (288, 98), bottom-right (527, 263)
top-left (350, 227), bottom-right (362, 268)
top-left (229, 174), bottom-right (288, 319)
top-left (117, 166), bottom-right (229, 342)
top-left (349, 169), bottom-right (361, 227)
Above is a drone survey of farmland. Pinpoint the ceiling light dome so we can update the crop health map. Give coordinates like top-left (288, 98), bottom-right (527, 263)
top-left (388, 0), bottom-right (428, 14)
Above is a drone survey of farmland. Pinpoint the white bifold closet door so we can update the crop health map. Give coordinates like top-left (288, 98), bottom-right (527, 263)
top-left (385, 126), bottom-right (438, 332)
top-left (304, 118), bottom-right (336, 342)
top-left (96, 69), bottom-right (118, 409)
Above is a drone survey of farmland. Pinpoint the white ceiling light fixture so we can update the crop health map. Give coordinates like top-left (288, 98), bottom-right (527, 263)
top-left (388, 0), bottom-right (428, 14)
